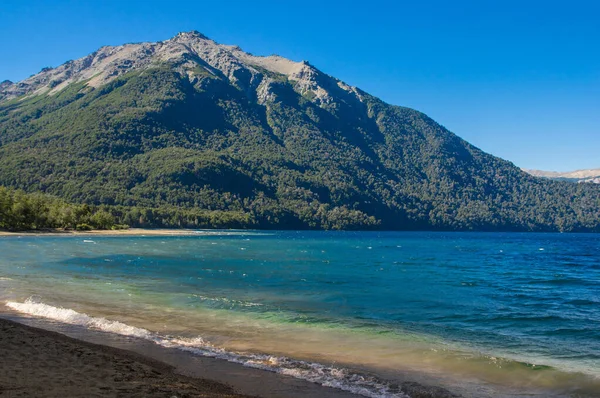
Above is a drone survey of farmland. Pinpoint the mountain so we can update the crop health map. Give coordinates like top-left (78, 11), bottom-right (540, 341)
top-left (0, 80), bottom-right (13, 91)
top-left (582, 177), bottom-right (600, 184)
top-left (0, 31), bottom-right (599, 231)
top-left (524, 168), bottom-right (600, 184)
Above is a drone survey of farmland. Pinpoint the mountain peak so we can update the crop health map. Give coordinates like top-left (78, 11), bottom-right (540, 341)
top-left (0, 80), bottom-right (13, 92)
top-left (173, 30), bottom-right (211, 41)
top-left (0, 31), bottom-right (362, 108)
top-left (182, 30), bottom-right (207, 37)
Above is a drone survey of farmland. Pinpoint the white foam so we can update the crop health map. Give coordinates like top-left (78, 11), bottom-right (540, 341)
top-left (191, 294), bottom-right (263, 308)
top-left (6, 298), bottom-right (408, 398)
top-left (5, 299), bottom-right (152, 339)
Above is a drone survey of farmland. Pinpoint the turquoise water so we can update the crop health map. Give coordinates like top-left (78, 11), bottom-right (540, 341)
top-left (1, 231), bottom-right (599, 397)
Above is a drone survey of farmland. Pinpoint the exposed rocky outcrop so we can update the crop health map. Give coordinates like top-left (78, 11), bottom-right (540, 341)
top-left (0, 30), bottom-right (360, 108)
top-left (0, 80), bottom-right (13, 90)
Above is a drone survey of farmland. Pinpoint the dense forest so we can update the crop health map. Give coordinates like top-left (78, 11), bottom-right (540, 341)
top-left (0, 186), bottom-right (257, 231)
top-left (0, 33), bottom-right (599, 232)
top-left (0, 186), bottom-right (121, 231)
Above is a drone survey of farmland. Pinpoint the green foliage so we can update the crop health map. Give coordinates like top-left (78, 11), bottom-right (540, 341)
top-left (0, 186), bottom-right (100, 231)
top-left (0, 66), bottom-right (598, 232)
top-left (89, 210), bottom-right (115, 230)
top-left (0, 186), bottom-right (259, 231)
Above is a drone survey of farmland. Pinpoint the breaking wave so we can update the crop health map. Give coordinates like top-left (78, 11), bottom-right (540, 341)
top-left (6, 298), bottom-right (408, 398)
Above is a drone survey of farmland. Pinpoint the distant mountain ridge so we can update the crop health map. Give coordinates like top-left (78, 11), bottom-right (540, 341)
top-left (0, 31), bottom-right (358, 106)
top-left (0, 31), bottom-right (599, 231)
top-left (524, 168), bottom-right (600, 184)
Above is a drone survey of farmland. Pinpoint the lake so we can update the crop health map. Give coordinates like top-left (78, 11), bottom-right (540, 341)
top-left (1, 231), bottom-right (599, 397)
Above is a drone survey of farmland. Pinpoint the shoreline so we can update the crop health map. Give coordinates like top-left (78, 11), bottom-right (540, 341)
top-left (0, 311), bottom-right (460, 398)
top-left (2, 228), bottom-right (599, 237)
top-left (0, 313), bottom-right (364, 398)
top-left (0, 228), bottom-right (206, 237)
top-left (0, 228), bottom-right (600, 237)
top-left (0, 316), bottom-right (249, 398)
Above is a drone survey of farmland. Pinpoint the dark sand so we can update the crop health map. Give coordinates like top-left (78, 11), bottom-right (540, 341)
top-left (0, 317), bottom-right (249, 397)
top-left (0, 315), bottom-right (459, 398)
top-left (0, 316), bottom-right (364, 398)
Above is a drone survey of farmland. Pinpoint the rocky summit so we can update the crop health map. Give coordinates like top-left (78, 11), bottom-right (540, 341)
top-left (0, 31), bottom-right (357, 106)
top-left (0, 31), bottom-right (599, 231)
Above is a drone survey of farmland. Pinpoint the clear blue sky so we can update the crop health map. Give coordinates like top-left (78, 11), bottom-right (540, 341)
top-left (1, 0), bottom-right (598, 171)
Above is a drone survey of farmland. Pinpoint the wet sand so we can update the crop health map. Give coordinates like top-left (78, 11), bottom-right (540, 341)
top-left (0, 317), bottom-right (249, 397)
top-left (0, 315), bottom-right (366, 398)
top-left (0, 314), bottom-right (458, 398)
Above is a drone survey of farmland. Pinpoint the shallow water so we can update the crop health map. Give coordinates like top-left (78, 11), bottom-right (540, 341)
top-left (1, 231), bottom-right (599, 397)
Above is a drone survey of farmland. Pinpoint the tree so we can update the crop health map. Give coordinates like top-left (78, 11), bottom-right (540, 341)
top-left (90, 210), bottom-right (115, 230)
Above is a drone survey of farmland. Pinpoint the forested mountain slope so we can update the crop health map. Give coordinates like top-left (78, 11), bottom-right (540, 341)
top-left (0, 31), bottom-right (598, 231)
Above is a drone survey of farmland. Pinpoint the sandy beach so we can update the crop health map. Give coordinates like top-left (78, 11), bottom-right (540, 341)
top-left (0, 313), bottom-right (460, 398)
top-left (0, 228), bottom-right (208, 237)
top-left (0, 317), bottom-right (248, 398)
top-left (0, 315), bottom-right (378, 398)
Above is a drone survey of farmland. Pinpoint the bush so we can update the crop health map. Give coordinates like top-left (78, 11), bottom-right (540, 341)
top-left (90, 210), bottom-right (115, 230)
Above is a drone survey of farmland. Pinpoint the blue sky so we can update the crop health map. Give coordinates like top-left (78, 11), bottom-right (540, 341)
top-left (1, 0), bottom-right (598, 171)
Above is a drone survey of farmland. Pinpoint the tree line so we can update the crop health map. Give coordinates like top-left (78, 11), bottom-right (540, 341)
top-left (0, 186), bottom-right (376, 231)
